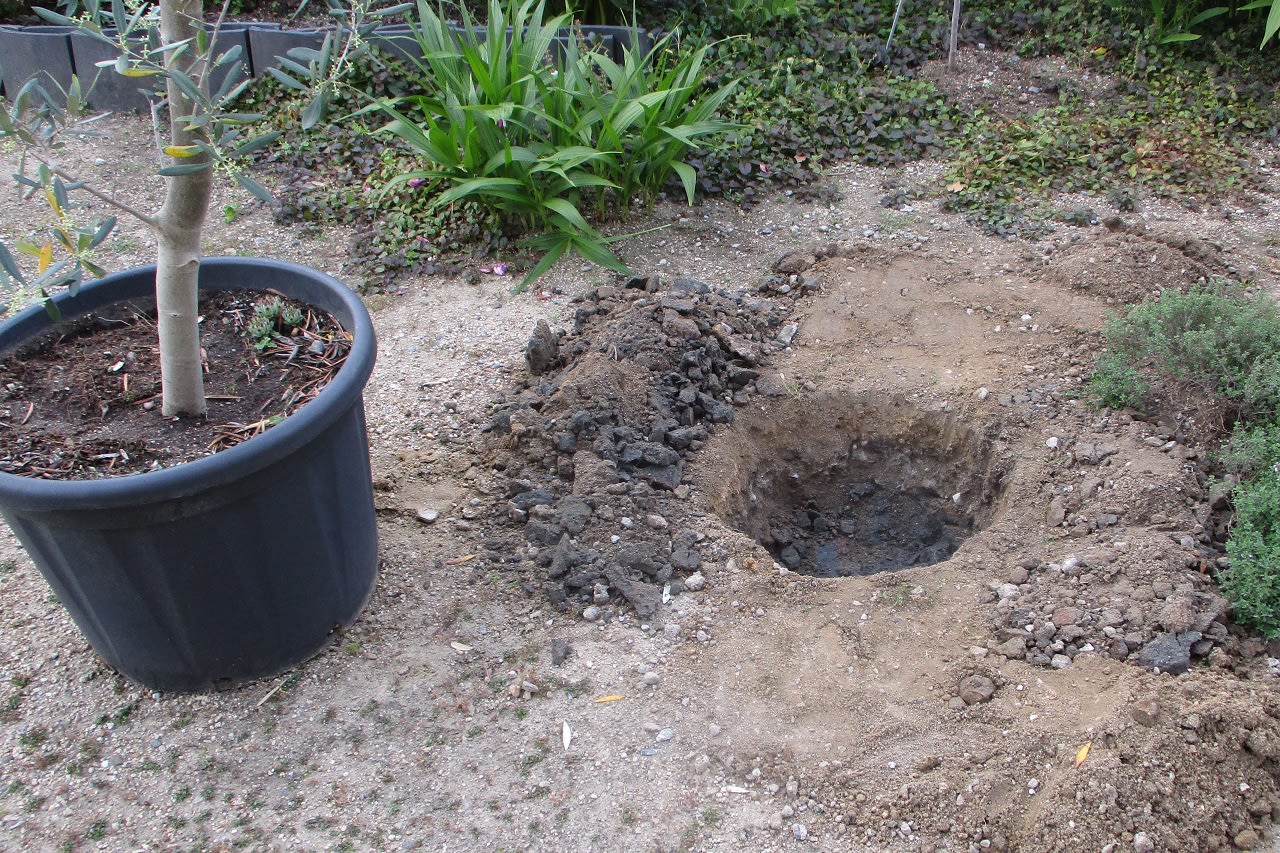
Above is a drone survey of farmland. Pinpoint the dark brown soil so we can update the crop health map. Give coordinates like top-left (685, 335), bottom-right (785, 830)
top-left (0, 290), bottom-right (347, 478)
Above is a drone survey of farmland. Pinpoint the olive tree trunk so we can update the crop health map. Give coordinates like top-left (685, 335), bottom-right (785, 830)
top-left (156, 0), bottom-right (211, 417)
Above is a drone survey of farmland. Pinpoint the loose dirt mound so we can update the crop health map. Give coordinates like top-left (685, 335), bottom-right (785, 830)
top-left (1036, 219), bottom-right (1233, 306)
top-left (465, 233), bottom-right (1280, 852)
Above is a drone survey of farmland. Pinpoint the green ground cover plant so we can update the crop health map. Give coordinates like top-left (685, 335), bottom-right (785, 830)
top-left (1087, 284), bottom-right (1280, 636)
top-left (251, 0), bottom-right (1279, 281)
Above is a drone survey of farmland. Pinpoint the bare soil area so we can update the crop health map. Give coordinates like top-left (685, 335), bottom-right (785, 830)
top-left (3, 79), bottom-right (1280, 853)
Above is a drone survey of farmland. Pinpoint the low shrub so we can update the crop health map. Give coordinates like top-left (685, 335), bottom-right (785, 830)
top-left (1093, 281), bottom-right (1280, 422)
top-left (1087, 284), bottom-right (1280, 637)
top-left (1224, 458), bottom-right (1280, 637)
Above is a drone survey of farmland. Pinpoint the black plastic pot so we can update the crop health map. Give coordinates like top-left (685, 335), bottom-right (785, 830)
top-left (70, 30), bottom-right (158, 114)
top-left (366, 24), bottom-right (425, 64)
top-left (370, 24), bottom-right (618, 67)
top-left (579, 24), bottom-right (651, 63)
top-left (0, 25), bottom-right (76, 98)
top-left (70, 24), bottom-right (254, 113)
top-left (247, 24), bottom-right (330, 73)
top-left (0, 258), bottom-right (379, 692)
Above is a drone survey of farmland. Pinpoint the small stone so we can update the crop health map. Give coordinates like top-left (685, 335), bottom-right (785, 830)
top-left (773, 251), bottom-right (817, 274)
top-left (593, 583), bottom-right (610, 605)
top-left (958, 675), bottom-right (996, 705)
top-left (608, 570), bottom-right (663, 618)
top-left (582, 605), bottom-right (602, 622)
top-left (995, 637), bottom-right (1027, 660)
top-left (1051, 606), bottom-right (1083, 627)
top-left (645, 514), bottom-right (669, 531)
top-left (792, 823), bottom-right (809, 841)
top-left (1133, 831), bottom-right (1155, 853)
top-left (670, 544), bottom-right (701, 572)
top-left (1130, 696), bottom-right (1160, 726)
top-left (947, 696), bottom-right (966, 711)
top-left (525, 319), bottom-right (560, 375)
top-left (683, 571), bottom-right (706, 592)
top-left (655, 728), bottom-right (674, 743)
top-left (976, 387), bottom-right (990, 400)
top-left (1136, 632), bottom-right (1199, 675)
top-left (550, 638), bottom-right (572, 666)
top-left (1050, 654), bottom-right (1072, 669)
top-left (1008, 566), bottom-right (1029, 585)
top-left (777, 323), bottom-right (800, 346)
top-left (1046, 497), bottom-right (1066, 527)
top-left (642, 671), bottom-right (661, 686)
top-left (416, 508), bottom-right (440, 524)
top-left (1158, 597), bottom-right (1197, 634)
top-left (1234, 828), bottom-right (1260, 850)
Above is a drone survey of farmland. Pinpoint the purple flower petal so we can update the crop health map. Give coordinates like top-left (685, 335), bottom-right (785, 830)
top-left (493, 262), bottom-right (508, 276)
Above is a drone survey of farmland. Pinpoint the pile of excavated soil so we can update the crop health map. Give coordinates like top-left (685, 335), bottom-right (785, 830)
top-left (453, 227), bottom-right (1280, 852)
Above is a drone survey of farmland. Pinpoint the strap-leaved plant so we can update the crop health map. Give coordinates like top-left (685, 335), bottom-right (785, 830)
top-left (366, 0), bottom-right (739, 289)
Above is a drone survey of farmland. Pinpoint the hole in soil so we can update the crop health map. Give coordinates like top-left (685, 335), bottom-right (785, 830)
top-left (708, 394), bottom-right (1011, 577)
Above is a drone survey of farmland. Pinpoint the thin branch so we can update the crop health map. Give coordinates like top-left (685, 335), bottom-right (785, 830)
top-left (30, 152), bottom-right (161, 230)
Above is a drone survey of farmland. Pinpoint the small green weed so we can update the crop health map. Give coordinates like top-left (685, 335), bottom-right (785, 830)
top-left (85, 819), bottom-right (107, 841)
top-left (247, 297), bottom-right (305, 351)
top-left (112, 701), bottom-right (140, 726)
top-left (18, 726), bottom-right (48, 750)
top-left (885, 581), bottom-right (933, 609)
top-left (1087, 350), bottom-right (1150, 410)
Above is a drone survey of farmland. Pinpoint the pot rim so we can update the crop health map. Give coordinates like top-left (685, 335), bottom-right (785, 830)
top-left (0, 256), bottom-right (377, 510)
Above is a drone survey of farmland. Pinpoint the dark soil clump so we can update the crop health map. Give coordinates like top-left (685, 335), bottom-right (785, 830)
top-left (0, 290), bottom-right (348, 479)
top-left (480, 258), bottom-right (828, 613)
top-left (708, 396), bottom-right (1010, 578)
